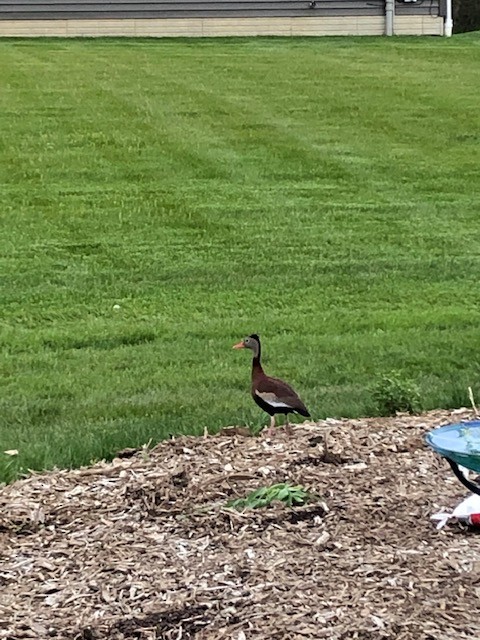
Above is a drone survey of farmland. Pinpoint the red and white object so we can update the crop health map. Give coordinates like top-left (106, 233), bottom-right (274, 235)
top-left (431, 494), bottom-right (480, 530)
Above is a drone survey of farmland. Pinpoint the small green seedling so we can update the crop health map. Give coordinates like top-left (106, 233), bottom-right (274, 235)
top-left (227, 483), bottom-right (313, 511)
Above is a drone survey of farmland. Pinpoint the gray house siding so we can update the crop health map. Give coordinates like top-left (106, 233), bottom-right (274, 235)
top-left (0, 0), bottom-right (442, 21)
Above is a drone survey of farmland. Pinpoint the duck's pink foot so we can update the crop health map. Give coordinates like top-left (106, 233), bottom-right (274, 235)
top-left (263, 416), bottom-right (276, 437)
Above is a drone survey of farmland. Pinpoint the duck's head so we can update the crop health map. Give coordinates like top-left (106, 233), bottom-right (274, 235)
top-left (233, 334), bottom-right (260, 357)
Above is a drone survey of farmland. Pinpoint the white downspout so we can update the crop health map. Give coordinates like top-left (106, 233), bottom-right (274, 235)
top-left (385, 0), bottom-right (395, 36)
top-left (444, 0), bottom-right (453, 37)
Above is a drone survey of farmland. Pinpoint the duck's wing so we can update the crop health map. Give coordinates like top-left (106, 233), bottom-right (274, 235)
top-left (254, 375), bottom-right (310, 417)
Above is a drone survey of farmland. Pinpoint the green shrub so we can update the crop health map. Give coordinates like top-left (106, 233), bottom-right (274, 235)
top-left (454, 0), bottom-right (480, 34)
top-left (371, 371), bottom-right (421, 416)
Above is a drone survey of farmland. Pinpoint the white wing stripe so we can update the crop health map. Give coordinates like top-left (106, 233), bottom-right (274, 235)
top-left (265, 400), bottom-right (293, 409)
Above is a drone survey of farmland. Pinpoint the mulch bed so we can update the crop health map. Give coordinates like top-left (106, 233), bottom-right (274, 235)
top-left (1, 409), bottom-right (480, 640)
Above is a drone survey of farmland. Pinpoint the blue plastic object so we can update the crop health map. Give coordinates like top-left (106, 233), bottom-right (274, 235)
top-left (426, 420), bottom-right (480, 474)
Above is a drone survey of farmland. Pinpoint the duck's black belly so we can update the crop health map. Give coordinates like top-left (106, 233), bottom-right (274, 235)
top-left (252, 393), bottom-right (291, 416)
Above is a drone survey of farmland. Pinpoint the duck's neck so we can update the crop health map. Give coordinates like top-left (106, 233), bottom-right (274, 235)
top-left (251, 343), bottom-right (264, 380)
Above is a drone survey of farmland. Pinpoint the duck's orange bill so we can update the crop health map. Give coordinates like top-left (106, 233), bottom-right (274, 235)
top-left (232, 341), bottom-right (245, 349)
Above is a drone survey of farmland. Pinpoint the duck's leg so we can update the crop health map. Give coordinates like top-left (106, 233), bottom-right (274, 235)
top-left (284, 414), bottom-right (293, 436)
top-left (265, 414), bottom-right (276, 437)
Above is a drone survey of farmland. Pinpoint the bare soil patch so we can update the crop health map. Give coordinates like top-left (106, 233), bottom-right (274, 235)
top-left (1, 409), bottom-right (480, 639)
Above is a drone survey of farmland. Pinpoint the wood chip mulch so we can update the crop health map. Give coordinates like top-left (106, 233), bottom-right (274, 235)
top-left (1, 409), bottom-right (480, 640)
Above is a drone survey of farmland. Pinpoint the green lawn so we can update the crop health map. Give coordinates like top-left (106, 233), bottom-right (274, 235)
top-left (1, 35), bottom-right (480, 482)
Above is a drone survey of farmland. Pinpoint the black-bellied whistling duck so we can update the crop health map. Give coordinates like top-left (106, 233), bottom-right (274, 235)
top-left (233, 334), bottom-right (310, 436)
